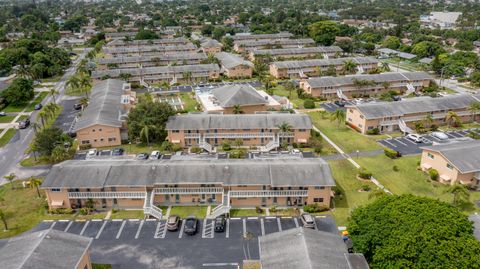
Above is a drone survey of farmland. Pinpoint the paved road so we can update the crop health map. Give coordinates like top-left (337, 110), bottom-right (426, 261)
top-left (0, 50), bottom-right (89, 183)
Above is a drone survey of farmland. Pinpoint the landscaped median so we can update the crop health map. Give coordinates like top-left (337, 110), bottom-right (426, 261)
top-left (0, 129), bottom-right (17, 148)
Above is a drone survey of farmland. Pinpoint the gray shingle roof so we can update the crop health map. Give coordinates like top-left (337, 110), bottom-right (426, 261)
top-left (211, 84), bottom-right (267, 107)
top-left (351, 94), bottom-right (480, 119)
top-left (106, 37), bottom-right (189, 47)
top-left (304, 72), bottom-right (432, 88)
top-left (420, 140), bottom-right (480, 173)
top-left (97, 53), bottom-right (207, 65)
top-left (259, 227), bottom-right (369, 269)
top-left (41, 158), bottom-right (335, 188)
top-left (215, 52), bottom-right (253, 69)
top-left (103, 44), bottom-right (197, 54)
top-left (234, 38), bottom-right (315, 47)
top-left (73, 79), bottom-right (127, 131)
top-left (201, 38), bottom-right (222, 48)
top-left (252, 46), bottom-right (342, 56)
top-left (92, 64), bottom-right (220, 79)
top-left (272, 57), bottom-right (378, 69)
top-left (230, 32), bottom-right (293, 41)
top-left (166, 113), bottom-right (312, 130)
top-left (0, 229), bottom-right (92, 269)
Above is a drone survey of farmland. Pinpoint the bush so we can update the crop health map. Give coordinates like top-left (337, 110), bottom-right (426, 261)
top-left (79, 143), bottom-right (92, 150)
top-left (222, 142), bottom-right (232, 151)
top-left (303, 99), bottom-right (316, 109)
top-left (393, 165), bottom-right (399, 172)
top-left (79, 208), bottom-right (90, 215)
top-left (314, 146), bottom-right (323, 154)
top-left (230, 149), bottom-right (246, 158)
top-left (48, 208), bottom-right (74, 214)
top-left (361, 185), bottom-right (371, 191)
top-left (303, 203), bottom-right (329, 213)
top-left (366, 128), bottom-right (380, 135)
top-left (384, 147), bottom-right (401, 159)
top-left (269, 206), bottom-right (277, 213)
top-left (190, 146), bottom-right (202, 154)
top-left (358, 168), bottom-right (372, 179)
top-left (255, 206), bottom-right (263, 214)
top-left (429, 169), bottom-right (439, 181)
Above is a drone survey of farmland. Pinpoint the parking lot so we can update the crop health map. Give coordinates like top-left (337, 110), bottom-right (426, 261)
top-left (320, 101), bottom-right (354, 112)
top-left (54, 98), bottom-right (81, 133)
top-left (378, 129), bottom-right (479, 155)
top-left (31, 215), bottom-right (336, 268)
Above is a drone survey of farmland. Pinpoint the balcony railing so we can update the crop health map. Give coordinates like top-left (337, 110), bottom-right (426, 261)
top-left (67, 192), bottom-right (146, 199)
top-left (203, 133), bottom-right (275, 139)
top-left (184, 133), bottom-right (201, 139)
top-left (380, 111), bottom-right (475, 126)
top-left (229, 190), bottom-right (308, 198)
top-left (154, 187), bottom-right (224, 195)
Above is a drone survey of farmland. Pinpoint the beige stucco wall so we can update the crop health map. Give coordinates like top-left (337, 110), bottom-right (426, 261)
top-left (224, 65), bottom-right (253, 78)
top-left (420, 149), bottom-right (477, 185)
top-left (77, 124), bottom-right (122, 147)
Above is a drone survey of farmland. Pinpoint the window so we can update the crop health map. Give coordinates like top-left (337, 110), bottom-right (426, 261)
top-left (92, 129), bottom-right (95, 132)
top-left (313, 198), bottom-right (324, 203)
top-left (108, 137), bottom-right (116, 142)
top-left (427, 153), bottom-right (434, 160)
top-left (99, 128), bottom-right (102, 132)
top-left (100, 138), bottom-right (104, 142)
top-left (81, 140), bottom-right (90, 145)
top-left (314, 186), bottom-right (325, 190)
top-left (51, 188), bottom-right (61, 192)
top-left (172, 130), bottom-right (180, 133)
top-left (447, 163), bottom-right (454, 170)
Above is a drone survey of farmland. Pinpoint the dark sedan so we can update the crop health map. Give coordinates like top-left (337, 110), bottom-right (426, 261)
top-left (184, 216), bottom-right (198, 235)
top-left (214, 216), bottom-right (226, 233)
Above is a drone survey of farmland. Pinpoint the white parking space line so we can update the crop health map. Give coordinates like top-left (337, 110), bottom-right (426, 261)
top-left (450, 132), bottom-right (463, 138)
top-left (79, 221), bottom-right (89, 236)
top-left (95, 221), bottom-right (107, 239)
top-left (395, 138), bottom-right (408, 146)
top-left (50, 221), bottom-right (57, 229)
top-left (64, 221), bottom-right (73, 232)
top-left (226, 219), bottom-right (230, 238)
top-left (260, 218), bottom-right (265, 236)
top-left (178, 220), bottom-right (185, 238)
top-left (383, 140), bottom-right (397, 148)
top-left (277, 218), bottom-right (282, 232)
top-left (294, 217), bottom-right (299, 228)
top-left (154, 221), bottom-right (166, 239)
top-left (135, 220), bottom-right (144, 239)
top-left (446, 133), bottom-right (457, 138)
top-left (116, 220), bottom-right (126, 239)
top-left (202, 219), bottom-right (214, 239)
top-left (242, 218), bottom-right (246, 237)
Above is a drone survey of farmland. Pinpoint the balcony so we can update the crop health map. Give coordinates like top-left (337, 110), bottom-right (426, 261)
top-left (229, 190), bottom-right (308, 198)
top-left (203, 133), bottom-right (275, 139)
top-left (154, 187), bottom-right (224, 195)
top-left (184, 133), bottom-right (201, 139)
top-left (68, 192), bottom-right (146, 199)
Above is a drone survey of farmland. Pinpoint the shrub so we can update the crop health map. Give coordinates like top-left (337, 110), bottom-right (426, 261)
top-left (384, 147), bottom-right (401, 159)
top-left (230, 149), bottom-right (246, 158)
top-left (190, 146), bottom-right (202, 154)
top-left (429, 168), bottom-right (439, 181)
top-left (48, 208), bottom-right (74, 214)
top-left (358, 168), bottom-right (372, 179)
top-left (222, 142), bottom-right (232, 151)
top-left (79, 208), bottom-right (90, 215)
top-left (393, 165), bottom-right (399, 172)
top-left (314, 146), bottom-right (323, 154)
top-left (255, 206), bottom-right (263, 214)
top-left (79, 143), bottom-right (92, 150)
top-left (303, 203), bottom-right (329, 213)
top-left (303, 99), bottom-right (316, 109)
top-left (332, 186), bottom-right (343, 196)
top-left (269, 206), bottom-right (277, 213)
top-left (361, 185), bottom-right (371, 191)
top-left (366, 128), bottom-right (380, 135)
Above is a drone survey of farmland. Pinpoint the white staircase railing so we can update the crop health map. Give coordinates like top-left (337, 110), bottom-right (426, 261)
top-left (68, 192), bottom-right (146, 199)
top-left (208, 192), bottom-right (230, 219)
top-left (143, 190), bottom-right (163, 220)
top-left (260, 136), bottom-right (280, 152)
top-left (405, 83), bottom-right (416, 95)
top-left (199, 140), bottom-right (214, 153)
top-left (356, 65), bottom-right (364, 75)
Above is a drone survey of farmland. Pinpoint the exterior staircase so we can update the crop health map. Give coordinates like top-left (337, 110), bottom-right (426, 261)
top-left (356, 65), bottom-right (364, 75)
top-left (208, 192), bottom-right (231, 219)
top-left (143, 190), bottom-right (163, 220)
top-left (260, 136), bottom-right (280, 152)
top-left (405, 83), bottom-right (416, 95)
top-left (199, 136), bottom-right (215, 153)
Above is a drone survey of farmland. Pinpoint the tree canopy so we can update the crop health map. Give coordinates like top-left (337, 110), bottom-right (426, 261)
top-left (308, 20), bottom-right (339, 46)
top-left (348, 195), bottom-right (480, 269)
top-left (1, 78), bottom-right (34, 105)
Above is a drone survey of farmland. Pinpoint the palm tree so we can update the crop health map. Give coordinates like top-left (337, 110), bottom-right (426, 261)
top-left (66, 75), bottom-right (81, 95)
top-left (381, 62), bottom-right (390, 71)
top-left (0, 209), bottom-right (8, 230)
top-left (16, 65), bottom-right (32, 79)
top-left (183, 71), bottom-right (192, 84)
top-left (28, 177), bottom-right (42, 198)
top-left (3, 173), bottom-right (16, 190)
top-left (37, 110), bottom-right (48, 127)
top-left (31, 122), bottom-right (40, 134)
top-left (49, 88), bottom-right (59, 104)
top-left (79, 97), bottom-right (89, 110)
top-left (342, 60), bottom-right (358, 75)
top-left (277, 122), bottom-right (293, 133)
top-left (446, 184), bottom-right (470, 206)
top-left (330, 109), bottom-right (346, 126)
top-left (284, 81), bottom-right (296, 99)
top-left (79, 74), bottom-right (92, 98)
top-left (445, 111), bottom-right (460, 128)
top-left (232, 105), bottom-right (244, 114)
top-left (140, 125), bottom-right (155, 146)
top-left (468, 101), bottom-right (480, 122)
top-left (352, 78), bottom-right (375, 96)
top-left (423, 114), bottom-right (434, 129)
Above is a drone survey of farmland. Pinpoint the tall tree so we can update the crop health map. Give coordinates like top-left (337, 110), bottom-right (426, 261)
top-left (3, 173), bottom-right (16, 190)
top-left (330, 109), bottom-right (346, 126)
top-left (28, 177), bottom-right (42, 198)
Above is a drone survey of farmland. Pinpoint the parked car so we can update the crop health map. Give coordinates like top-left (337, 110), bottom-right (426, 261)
top-left (214, 216), bottom-right (226, 233)
top-left (136, 153), bottom-right (149, 160)
top-left (0, 111), bottom-right (6, 116)
top-left (34, 103), bottom-right (43, 110)
top-left (87, 149), bottom-right (97, 157)
top-left (334, 100), bottom-right (346, 107)
top-left (432, 131), bottom-right (449, 140)
top-left (112, 148), bottom-right (124, 156)
top-left (184, 216), bottom-right (198, 235)
top-left (18, 118), bottom-right (30, 129)
top-left (150, 150), bottom-right (161, 159)
top-left (300, 213), bottom-right (315, 229)
top-left (406, 133), bottom-right (423, 143)
top-left (392, 95), bottom-right (402, 101)
top-left (167, 215), bottom-right (180, 231)
top-left (73, 103), bottom-right (82, 110)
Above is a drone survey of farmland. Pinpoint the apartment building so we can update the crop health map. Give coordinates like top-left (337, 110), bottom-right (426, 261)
top-left (269, 57), bottom-right (379, 79)
top-left (92, 64), bottom-right (220, 84)
top-left (249, 46), bottom-right (343, 61)
top-left (105, 31), bottom-right (137, 41)
top-left (0, 229), bottom-right (93, 269)
top-left (166, 113), bottom-right (311, 152)
top-left (229, 32), bottom-right (293, 41)
top-left (215, 52), bottom-right (254, 78)
top-left (96, 53), bottom-right (208, 70)
top-left (420, 12), bottom-right (462, 30)
top-left (234, 38), bottom-right (315, 53)
top-left (103, 44), bottom-right (198, 58)
top-left (346, 94), bottom-right (480, 134)
top-left (299, 72), bottom-right (433, 99)
top-left (420, 140), bottom-right (480, 187)
top-left (201, 38), bottom-right (223, 54)
top-left (41, 158), bottom-right (335, 219)
top-left (195, 84), bottom-right (281, 114)
top-left (105, 37), bottom-right (190, 48)
top-left (74, 79), bottom-right (136, 148)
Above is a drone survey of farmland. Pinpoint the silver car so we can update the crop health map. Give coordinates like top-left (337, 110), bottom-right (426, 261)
top-left (431, 131), bottom-right (449, 140)
top-left (300, 213), bottom-right (315, 229)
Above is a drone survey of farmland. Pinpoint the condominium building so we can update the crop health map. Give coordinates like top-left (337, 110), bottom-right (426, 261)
top-left (41, 158), bottom-right (335, 219)
top-left (96, 53), bottom-right (208, 70)
top-left (91, 64), bottom-right (220, 85)
top-left (215, 52), bottom-right (254, 78)
top-left (103, 44), bottom-right (198, 58)
top-left (74, 79), bottom-right (136, 148)
top-left (420, 140), bottom-right (480, 187)
top-left (299, 72), bottom-right (433, 99)
top-left (201, 38), bottom-right (223, 54)
top-left (346, 94), bottom-right (480, 134)
top-left (269, 57), bottom-right (379, 79)
top-left (166, 113), bottom-right (312, 152)
top-left (229, 32), bottom-right (293, 41)
top-left (195, 84), bottom-right (281, 114)
top-left (234, 38), bottom-right (315, 53)
top-left (0, 229), bottom-right (93, 269)
top-left (105, 31), bottom-right (137, 41)
top-left (249, 46), bottom-right (343, 61)
top-left (105, 37), bottom-right (190, 48)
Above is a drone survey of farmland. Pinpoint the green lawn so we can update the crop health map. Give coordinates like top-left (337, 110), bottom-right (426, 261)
top-left (230, 208), bottom-right (266, 217)
top-left (1, 103), bottom-right (27, 113)
top-left (439, 122), bottom-right (480, 132)
top-left (93, 264), bottom-right (113, 269)
top-left (110, 210), bottom-right (144, 219)
top-left (328, 159), bottom-right (378, 226)
top-left (0, 115), bottom-right (16, 123)
top-left (308, 111), bottom-right (384, 152)
top-left (25, 92), bottom-right (48, 112)
top-left (270, 85), bottom-right (304, 109)
top-left (0, 129), bottom-right (17, 147)
top-left (20, 157), bottom-right (52, 167)
top-left (179, 92), bottom-right (199, 112)
top-left (169, 206), bottom-right (207, 218)
top-left (269, 208), bottom-right (300, 217)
